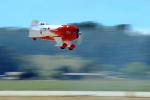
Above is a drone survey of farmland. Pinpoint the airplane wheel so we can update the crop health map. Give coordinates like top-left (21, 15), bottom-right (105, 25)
top-left (69, 48), bottom-right (73, 50)
top-left (68, 44), bottom-right (76, 50)
top-left (60, 43), bottom-right (67, 49)
top-left (60, 47), bottom-right (65, 49)
top-left (32, 38), bottom-right (37, 40)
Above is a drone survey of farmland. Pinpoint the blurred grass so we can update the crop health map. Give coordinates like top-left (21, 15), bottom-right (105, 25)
top-left (0, 80), bottom-right (150, 91)
top-left (22, 55), bottom-right (93, 70)
top-left (0, 97), bottom-right (150, 100)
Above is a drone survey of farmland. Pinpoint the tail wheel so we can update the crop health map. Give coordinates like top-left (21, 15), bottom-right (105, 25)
top-left (32, 38), bottom-right (37, 40)
top-left (68, 44), bottom-right (76, 50)
top-left (60, 43), bottom-right (67, 49)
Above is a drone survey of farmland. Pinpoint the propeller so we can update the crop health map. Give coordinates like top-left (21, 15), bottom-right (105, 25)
top-left (77, 32), bottom-right (83, 45)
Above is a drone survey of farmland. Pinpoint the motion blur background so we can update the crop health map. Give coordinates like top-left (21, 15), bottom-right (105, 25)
top-left (0, 0), bottom-right (150, 92)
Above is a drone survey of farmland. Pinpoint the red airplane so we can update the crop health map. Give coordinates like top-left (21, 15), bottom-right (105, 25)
top-left (29, 20), bottom-right (81, 50)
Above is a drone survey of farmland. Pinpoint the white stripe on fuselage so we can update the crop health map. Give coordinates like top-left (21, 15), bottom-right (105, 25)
top-left (29, 30), bottom-right (52, 37)
top-left (39, 25), bottom-right (63, 30)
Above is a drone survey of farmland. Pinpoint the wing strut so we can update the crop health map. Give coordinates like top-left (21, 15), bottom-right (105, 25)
top-left (54, 37), bottom-right (63, 46)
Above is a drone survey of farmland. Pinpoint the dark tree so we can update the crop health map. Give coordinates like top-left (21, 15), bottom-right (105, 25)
top-left (0, 46), bottom-right (20, 74)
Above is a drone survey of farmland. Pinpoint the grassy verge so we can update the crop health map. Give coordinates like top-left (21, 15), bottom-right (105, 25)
top-left (0, 80), bottom-right (150, 91)
top-left (0, 97), bottom-right (150, 100)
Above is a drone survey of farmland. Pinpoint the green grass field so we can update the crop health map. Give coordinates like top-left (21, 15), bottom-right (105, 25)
top-left (0, 80), bottom-right (150, 91)
top-left (0, 96), bottom-right (150, 100)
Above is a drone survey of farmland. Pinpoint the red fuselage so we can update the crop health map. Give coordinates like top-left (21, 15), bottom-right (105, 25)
top-left (39, 25), bottom-right (79, 41)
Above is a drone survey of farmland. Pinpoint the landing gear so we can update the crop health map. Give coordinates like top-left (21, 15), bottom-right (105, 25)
top-left (60, 43), bottom-right (67, 49)
top-left (68, 44), bottom-right (76, 50)
top-left (59, 43), bottom-right (76, 50)
top-left (32, 38), bottom-right (37, 40)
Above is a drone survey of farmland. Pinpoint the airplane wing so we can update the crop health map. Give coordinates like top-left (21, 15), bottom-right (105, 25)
top-left (29, 28), bottom-right (50, 37)
top-left (54, 37), bottom-right (63, 46)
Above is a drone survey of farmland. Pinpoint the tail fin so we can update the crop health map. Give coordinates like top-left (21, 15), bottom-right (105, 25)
top-left (31, 20), bottom-right (49, 27)
top-left (29, 20), bottom-right (40, 37)
top-left (31, 20), bottom-right (40, 26)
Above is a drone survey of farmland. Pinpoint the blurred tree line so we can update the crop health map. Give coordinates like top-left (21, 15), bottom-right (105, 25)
top-left (0, 46), bottom-right (150, 80)
top-left (0, 46), bottom-right (20, 74)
